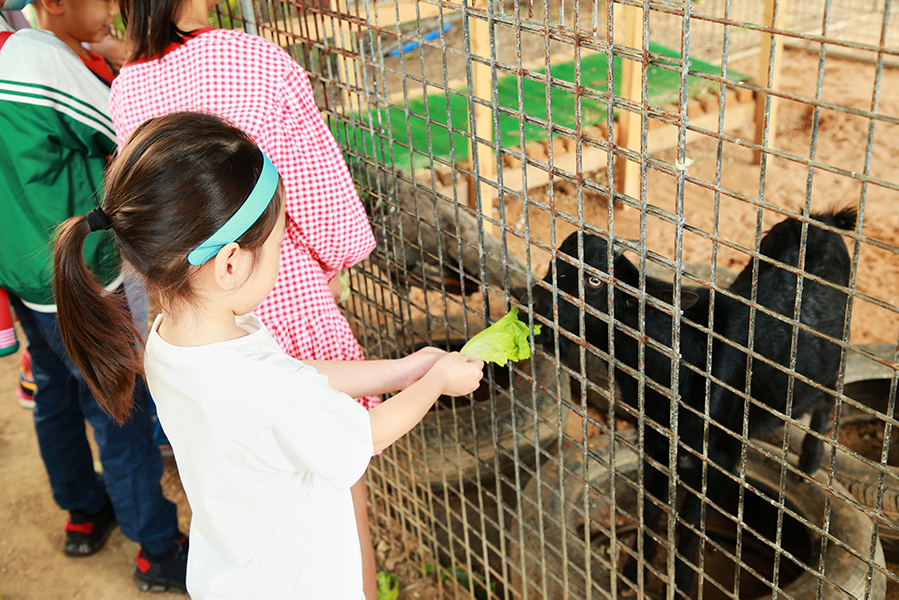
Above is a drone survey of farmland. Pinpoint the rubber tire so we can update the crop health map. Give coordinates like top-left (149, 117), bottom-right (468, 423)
top-left (403, 314), bottom-right (570, 488)
top-left (510, 433), bottom-right (885, 599)
top-left (783, 344), bottom-right (899, 554)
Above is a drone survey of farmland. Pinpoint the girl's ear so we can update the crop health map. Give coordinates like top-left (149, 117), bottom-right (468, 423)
top-left (210, 242), bottom-right (245, 290)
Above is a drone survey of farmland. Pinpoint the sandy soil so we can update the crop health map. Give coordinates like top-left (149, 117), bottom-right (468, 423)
top-left (502, 50), bottom-right (899, 346)
top-left (0, 352), bottom-right (185, 600)
top-left (0, 49), bottom-right (896, 599)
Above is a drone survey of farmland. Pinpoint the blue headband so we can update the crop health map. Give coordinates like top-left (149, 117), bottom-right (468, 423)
top-left (187, 152), bottom-right (279, 266)
top-left (2, 0), bottom-right (34, 9)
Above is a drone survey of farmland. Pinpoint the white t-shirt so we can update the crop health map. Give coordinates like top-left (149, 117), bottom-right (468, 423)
top-left (144, 314), bottom-right (373, 599)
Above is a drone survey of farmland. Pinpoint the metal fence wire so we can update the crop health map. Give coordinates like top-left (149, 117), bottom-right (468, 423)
top-left (222, 0), bottom-right (899, 597)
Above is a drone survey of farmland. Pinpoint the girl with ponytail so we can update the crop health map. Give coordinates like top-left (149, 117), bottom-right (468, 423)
top-left (111, 2), bottom-right (384, 590)
top-left (55, 112), bottom-right (484, 600)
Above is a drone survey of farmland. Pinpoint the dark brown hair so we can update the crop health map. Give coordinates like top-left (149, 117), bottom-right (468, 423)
top-left (119, 0), bottom-right (189, 61)
top-left (54, 112), bottom-right (283, 423)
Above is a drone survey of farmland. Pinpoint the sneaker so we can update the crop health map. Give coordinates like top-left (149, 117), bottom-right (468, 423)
top-left (17, 348), bottom-right (35, 409)
top-left (134, 533), bottom-right (188, 594)
top-left (15, 382), bottom-right (34, 409)
top-left (64, 499), bottom-right (117, 557)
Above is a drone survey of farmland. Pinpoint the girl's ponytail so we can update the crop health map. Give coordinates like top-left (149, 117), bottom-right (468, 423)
top-left (119, 0), bottom-right (187, 62)
top-left (54, 213), bottom-right (142, 424)
top-left (54, 112), bottom-right (282, 423)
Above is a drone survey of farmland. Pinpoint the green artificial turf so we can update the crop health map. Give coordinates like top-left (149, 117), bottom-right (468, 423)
top-left (335, 42), bottom-right (749, 170)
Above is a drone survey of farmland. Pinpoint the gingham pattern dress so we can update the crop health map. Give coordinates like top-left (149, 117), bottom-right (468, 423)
top-left (110, 28), bottom-right (379, 409)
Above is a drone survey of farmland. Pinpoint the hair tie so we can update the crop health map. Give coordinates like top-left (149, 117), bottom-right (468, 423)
top-left (86, 207), bottom-right (110, 232)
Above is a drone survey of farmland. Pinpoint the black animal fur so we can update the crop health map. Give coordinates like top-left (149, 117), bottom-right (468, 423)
top-left (530, 207), bottom-right (855, 597)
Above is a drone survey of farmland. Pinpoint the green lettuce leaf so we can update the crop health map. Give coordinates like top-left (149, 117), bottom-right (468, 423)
top-left (337, 270), bottom-right (351, 303)
top-left (460, 307), bottom-right (541, 366)
top-left (376, 572), bottom-right (399, 600)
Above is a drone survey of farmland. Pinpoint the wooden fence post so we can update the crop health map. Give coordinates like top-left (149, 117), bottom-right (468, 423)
top-left (753, 0), bottom-right (786, 164)
top-left (614, 2), bottom-right (643, 209)
top-left (467, 0), bottom-right (497, 233)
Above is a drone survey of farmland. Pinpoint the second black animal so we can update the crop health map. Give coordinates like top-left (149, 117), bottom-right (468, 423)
top-left (531, 207), bottom-right (855, 597)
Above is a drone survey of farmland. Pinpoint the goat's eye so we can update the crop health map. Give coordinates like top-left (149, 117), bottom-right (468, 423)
top-left (586, 275), bottom-right (602, 288)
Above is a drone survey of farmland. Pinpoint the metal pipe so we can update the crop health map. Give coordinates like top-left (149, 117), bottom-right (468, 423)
top-left (240, 0), bottom-right (257, 35)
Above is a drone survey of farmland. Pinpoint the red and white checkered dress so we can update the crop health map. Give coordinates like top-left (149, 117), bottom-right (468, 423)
top-left (110, 28), bottom-right (379, 409)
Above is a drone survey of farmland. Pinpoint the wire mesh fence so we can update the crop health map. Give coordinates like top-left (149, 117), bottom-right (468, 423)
top-left (220, 0), bottom-right (899, 597)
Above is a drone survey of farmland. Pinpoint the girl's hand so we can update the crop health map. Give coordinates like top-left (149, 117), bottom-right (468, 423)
top-left (430, 352), bottom-right (484, 397)
top-left (400, 346), bottom-right (446, 388)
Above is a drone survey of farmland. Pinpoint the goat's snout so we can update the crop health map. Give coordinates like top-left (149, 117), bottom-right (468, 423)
top-left (528, 232), bottom-right (615, 359)
top-left (527, 287), bottom-right (555, 348)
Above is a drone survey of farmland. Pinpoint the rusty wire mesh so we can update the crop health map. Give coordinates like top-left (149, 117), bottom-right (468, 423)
top-left (218, 0), bottom-right (899, 597)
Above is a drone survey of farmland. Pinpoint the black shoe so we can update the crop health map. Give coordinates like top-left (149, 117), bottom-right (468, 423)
top-left (134, 533), bottom-right (188, 594)
top-left (64, 499), bottom-right (117, 557)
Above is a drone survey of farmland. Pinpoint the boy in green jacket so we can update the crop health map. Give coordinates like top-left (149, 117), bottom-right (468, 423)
top-left (0, 0), bottom-right (187, 592)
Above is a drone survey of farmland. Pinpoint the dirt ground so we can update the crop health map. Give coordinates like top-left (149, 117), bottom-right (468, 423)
top-left (500, 50), bottom-right (899, 347)
top-left (1, 49), bottom-right (897, 599)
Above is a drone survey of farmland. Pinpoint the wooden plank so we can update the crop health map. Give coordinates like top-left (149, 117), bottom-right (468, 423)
top-left (259, 2), bottom-right (444, 48)
top-left (466, 2), bottom-right (496, 233)
top-left (258, 1), bottom-right (447, 115)
top-left (333, 0), bottom-right (358, 111)
top-left (372, 1), bottom-right (443, 27)
top-left (753, 0), bottom-right (786, 164)
top-left (480, 100), bottom-right (755, 196)
top-left (613, 3), bottom-right (643, 210)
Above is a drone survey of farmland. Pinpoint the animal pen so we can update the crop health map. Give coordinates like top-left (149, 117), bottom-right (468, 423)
top-left (224, 0), bottom-right (898, 597)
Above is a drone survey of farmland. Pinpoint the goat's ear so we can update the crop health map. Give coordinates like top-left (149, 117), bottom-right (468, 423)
top-left (611, 238), bottom-right (638, 260)
top-left (679, 289), bottom-right (700, 310)
top-left (645, 281), bottom-right (701, 310)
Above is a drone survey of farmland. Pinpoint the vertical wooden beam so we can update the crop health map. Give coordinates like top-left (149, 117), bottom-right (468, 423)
top-left (753, 0), bottom-right (786, 164)
top-left (332, 0), bottom-right (359, 114)
top-left (613, 2), bottom-right (643, 209)
top-left (468, 1), bottom-right (496, 233)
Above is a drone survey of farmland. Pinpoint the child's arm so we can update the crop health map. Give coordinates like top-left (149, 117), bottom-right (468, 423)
top-left (367, 352), bottom-right (483, 453)
top-left (307, 350), bottom-right (484, 453)
top-left (268, 63), bottom-right (375, 277)
top-left (304, 347), bottom-right (446, 398)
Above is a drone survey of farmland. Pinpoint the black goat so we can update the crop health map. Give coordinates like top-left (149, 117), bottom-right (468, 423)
top-left (530, 207), bottom-right (855, 597)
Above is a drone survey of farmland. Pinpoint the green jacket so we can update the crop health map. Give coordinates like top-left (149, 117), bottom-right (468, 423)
top-left (0, 29), bottom-right (119, 308)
